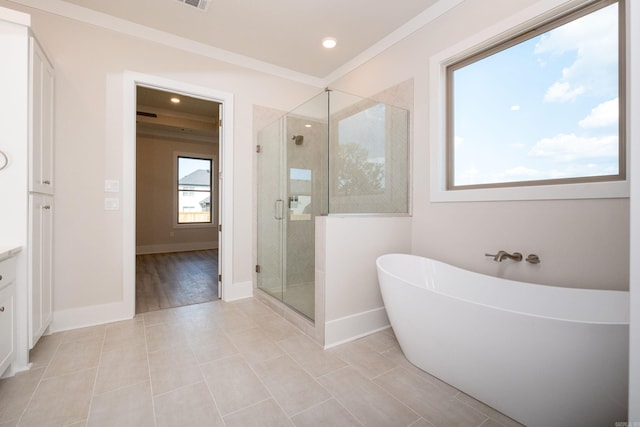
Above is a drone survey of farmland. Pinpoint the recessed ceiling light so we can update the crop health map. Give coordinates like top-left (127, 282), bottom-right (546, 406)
top-left (170, 97), bottom-right (181, 104)
top-left (322, 37), bottom-right (337, 49)
top-left (305, 124), bottom-right (312, 128)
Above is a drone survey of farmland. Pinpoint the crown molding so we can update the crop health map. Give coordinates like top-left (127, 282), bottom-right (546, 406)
top-left (323, 0), bottom-right (465, 84)
top-left (5, 0), bottom-right (463, 88)
top-left (5, 0), bottom-right (325, 87)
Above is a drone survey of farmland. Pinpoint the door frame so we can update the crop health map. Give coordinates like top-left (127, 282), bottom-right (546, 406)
top-left (122, 72), bottom-right (234, 316)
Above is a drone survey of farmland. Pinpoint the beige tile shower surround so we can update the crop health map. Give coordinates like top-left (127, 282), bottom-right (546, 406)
top-left (0, 298), bottom-right (522, 427)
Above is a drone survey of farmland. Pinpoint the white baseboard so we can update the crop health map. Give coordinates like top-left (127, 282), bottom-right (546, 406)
top-left (49, 279), bottom-right (252, 333)
top-left (1, 362), bottom-right (32, 379)
top-left (223, 280), bottom-right (253, 302)
top-left (136, 241), bottom-right (217, 255)
top-left (324, 306), bottom-right (390, 349)
top-left (51, 301), bottom-right (133, 334)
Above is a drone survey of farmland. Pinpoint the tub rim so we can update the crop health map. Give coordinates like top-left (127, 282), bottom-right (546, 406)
top-left (376, 253), bottom-right (630, 325)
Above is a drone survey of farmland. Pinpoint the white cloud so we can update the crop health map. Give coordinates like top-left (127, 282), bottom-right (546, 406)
top-left (455, 136), bottom-right (463, 147)
top-left (503, 166), bottom-right (540, 178)
top-left (579, 98), bottom-right (618, 128)
top-left (528, 133), bottom-right (618, 161)
top-left (535, 3), bottom-right (618, 103)
top-left (544, 81), bottom-right (585, 102)
top-left (456, 167), bottom-right (479, 185)
top-left (511, 105), bottom-right (521, 111)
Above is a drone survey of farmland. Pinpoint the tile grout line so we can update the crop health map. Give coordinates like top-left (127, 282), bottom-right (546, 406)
top-left (364, 368), bottom-right (422, 424)
top-left (373, 335), bottom-right (521, 427)
top-left (220, 307), bottom-right (308, 423)
top-left (15, 335), bottom-right (64, 426)
top-left (373, 349), bottom-right (497, 427)
top-left (184, 320), bottom-right (229, 425)
top-left (218, 396), bottom-right (272, 420)
top-left (240, 351), bottom-right (292, 422)
top-left (143, 312), bottom-right (159, 427)
top-left (269, 340), bottom-right (366, 426)
top-left (83, 328), bottom-right (107, 426)
top-left (194, 363), bottom-right (228, 426)
top-left (339, 340), bottom-right (424, 426)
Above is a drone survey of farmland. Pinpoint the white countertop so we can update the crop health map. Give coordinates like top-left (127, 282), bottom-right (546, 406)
top-left (0, 246), bottom-right (21, 261)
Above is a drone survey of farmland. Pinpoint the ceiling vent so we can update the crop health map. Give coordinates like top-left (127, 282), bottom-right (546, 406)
top-left (176, 0), bottom-right (211, 12)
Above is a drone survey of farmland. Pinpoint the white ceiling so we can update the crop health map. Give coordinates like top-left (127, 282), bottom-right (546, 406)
top-left (10, 0), bottom-right (451, 83)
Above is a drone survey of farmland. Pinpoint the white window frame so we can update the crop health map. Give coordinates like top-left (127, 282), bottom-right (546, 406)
top-left (173, 151), bottom-right (216, 228)
top-left (429, 0), bottom-right (630, 202)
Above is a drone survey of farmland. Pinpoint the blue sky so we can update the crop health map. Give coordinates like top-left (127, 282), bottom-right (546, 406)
top-left (452, 2), bottom-right (619, 186)
top-left (178, 157), bottom-right (210, 181)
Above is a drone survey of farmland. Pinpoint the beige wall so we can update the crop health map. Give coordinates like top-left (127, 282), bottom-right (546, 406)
top-left (0, 0), bottom-right (320, 312)
top-left (136, 135), bottom-right (217, 254)
top-left (2, 0), bottom-right (630, 319)
top-left (330, 0), bottom-right (630, 292)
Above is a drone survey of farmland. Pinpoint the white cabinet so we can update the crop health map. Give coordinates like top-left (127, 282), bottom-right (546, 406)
top-left (29, 37), bottom-right (54, 195)
top-left (0, 8), bottom-right (55, 365)
top-left (28, 35), bottom-right (54, 350)
top-left (0, 255), bottom-right (17, 376)
top-left (29, 195), bottom-right (53, 348)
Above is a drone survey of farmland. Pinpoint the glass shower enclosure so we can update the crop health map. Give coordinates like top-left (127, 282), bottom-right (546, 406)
top-left (257, 91), bottom-right (329, 320)
top-left (257, 89), bottom-right (409, 321)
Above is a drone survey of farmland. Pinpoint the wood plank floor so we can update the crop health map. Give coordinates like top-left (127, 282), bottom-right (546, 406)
top-left (135, 249), bottom-right (219, 314)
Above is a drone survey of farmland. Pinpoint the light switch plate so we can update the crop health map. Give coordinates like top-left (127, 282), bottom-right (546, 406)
top-left (104, 198), bottom-right (119, 210)
top-left (105, 179), bottom-right (120, 193)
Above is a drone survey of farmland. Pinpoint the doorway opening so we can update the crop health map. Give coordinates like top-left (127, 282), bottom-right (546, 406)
top-left (123, 72), bottom-right (234, 318)
top-left (135, 85), bottom-right (221, 314)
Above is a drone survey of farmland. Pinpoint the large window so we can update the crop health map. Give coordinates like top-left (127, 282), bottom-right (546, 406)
top-left (177, 155), bottom-right (212, 225)
top-left (446, 0), bottom-right (624, 191)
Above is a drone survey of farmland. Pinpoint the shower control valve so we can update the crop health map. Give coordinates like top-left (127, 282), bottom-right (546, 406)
top-left (525, 254), bottom-right (541, 264)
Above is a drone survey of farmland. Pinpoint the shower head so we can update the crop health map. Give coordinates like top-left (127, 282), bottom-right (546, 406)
top-left (292, 135), bottom-right (304, 145)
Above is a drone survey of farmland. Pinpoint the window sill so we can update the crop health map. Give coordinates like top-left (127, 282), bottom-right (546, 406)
top-left (173, 223), bottom-right (216, 229)
top-left (429, 179), bottom-right (629, 202)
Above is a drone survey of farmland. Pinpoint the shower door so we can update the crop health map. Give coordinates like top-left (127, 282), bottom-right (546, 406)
top-left (257, 116), bottom-right (318, 320)
top-left (257, 92), bottom-right (328, 320)
top-left (257, 119), bottom-right (285, 303)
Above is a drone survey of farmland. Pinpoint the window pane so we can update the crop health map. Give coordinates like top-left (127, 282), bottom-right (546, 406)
top-left (178, 157), bottom-right (212, 224)
top-left (450, 2), bottom-right (620, 188)
top-left (336, 103), bottom-right (386, 195)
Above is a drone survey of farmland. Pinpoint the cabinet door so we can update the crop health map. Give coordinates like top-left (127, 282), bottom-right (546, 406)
top-left (29, 194), bottom-right (53, 349)
top-left (0, 283), bottom-right (16, 375)
top-left (29, 37), bottom-right (54, 195)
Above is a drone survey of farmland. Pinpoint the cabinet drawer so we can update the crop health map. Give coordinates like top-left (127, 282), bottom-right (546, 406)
top-left (0, 257), bottom-right (16, 290)
top-left (0, 283), bottom-right (15, 375)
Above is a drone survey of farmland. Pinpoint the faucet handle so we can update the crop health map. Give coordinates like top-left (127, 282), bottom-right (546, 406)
top-left (526, 254), bottom-right (540, 264)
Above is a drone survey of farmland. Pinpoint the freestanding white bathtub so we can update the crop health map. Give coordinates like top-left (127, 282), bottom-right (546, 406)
top-left (376, 253), bottom-right (629, 427)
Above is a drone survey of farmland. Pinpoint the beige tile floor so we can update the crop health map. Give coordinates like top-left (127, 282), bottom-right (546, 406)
top-left (0, 298), bottom-right (523, 427)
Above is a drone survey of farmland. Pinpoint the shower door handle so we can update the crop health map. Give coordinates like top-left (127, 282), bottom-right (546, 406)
top-left (273, 199), bottom-right (284, 220)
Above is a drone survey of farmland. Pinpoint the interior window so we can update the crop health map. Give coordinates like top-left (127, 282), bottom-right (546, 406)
top-left (336, 103), bottom-right (386, 195)
top-left (177, 156), bottom-right (212, 224)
